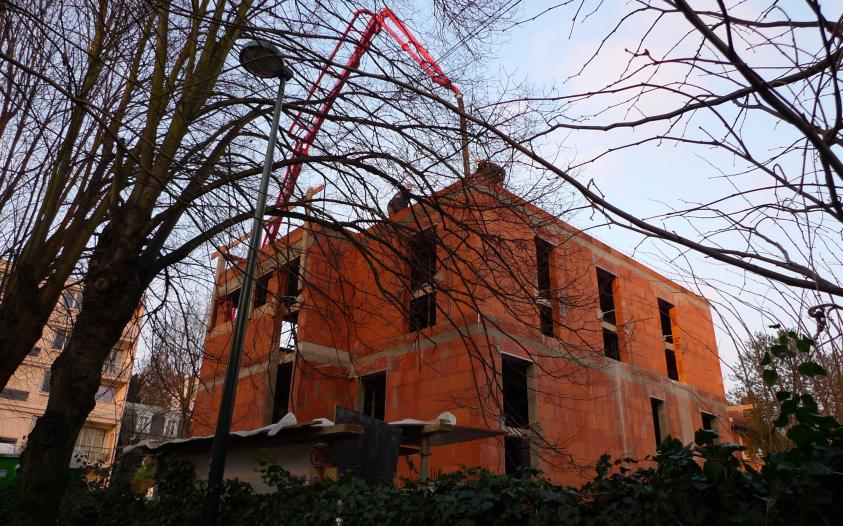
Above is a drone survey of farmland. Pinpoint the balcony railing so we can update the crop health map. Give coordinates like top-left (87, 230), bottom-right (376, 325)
top-left (71, 444), bottom-right (111, 465)
top-left (8, 442), bottom-right (112, 466)
top-left (102, 362), bottom-right (123, 377)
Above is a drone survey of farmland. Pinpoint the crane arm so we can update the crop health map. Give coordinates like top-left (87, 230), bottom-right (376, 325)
top-left (264, 7), bottom-right (468, 244)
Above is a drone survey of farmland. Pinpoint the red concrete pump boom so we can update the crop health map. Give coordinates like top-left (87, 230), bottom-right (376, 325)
top-left (263, 7), bottom-right (470, 244)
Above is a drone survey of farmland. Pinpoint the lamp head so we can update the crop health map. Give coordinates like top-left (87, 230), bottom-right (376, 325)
top-left (238, 39), bottom-right (293, 80)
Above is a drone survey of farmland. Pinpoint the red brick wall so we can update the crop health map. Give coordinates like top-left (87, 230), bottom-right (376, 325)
top-left (192, 181), bottom-right (729, 484)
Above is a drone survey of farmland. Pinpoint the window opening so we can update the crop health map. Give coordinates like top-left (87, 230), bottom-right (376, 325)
top-left (62, 289), bottom-right (83, 310)
top-left (103, 348), bottom-right (120, 375)
top-left (700, 412), bottom-right (718, 445)
top-left (602, 329), bottom-right (620, 361)
top-left (95, 385), bottom-right (115, 403)
top-left (62, 290), bottom-right (73, 310)
top-left (272, 362), bottom-right (293, 422)
top-left (74, 427), bottom-right (106, 455)
top-left (409, 228), bottom-right (436, 290)
top-left (282, 257), bottom-right (301, 300)
top-left (150, 414), bottom-right (166, 435)
top-left (0, 389), bottom-right (28, 401)
top-left (52, 329), bottom-right (67, 350)
top-left (651, 398), bottom-right (666, 448)
top-left (409, 293), bottom-right (436, 331)
top-left (502, 354), bottom-right (531, 428)
top-left (701, 412), bottom-right (716, 432)
top-left (535, 237), bottom-right (553, 298)
top-left (137, 415), bottom-right (152, 433)
top-left (658, 299), bottom-right (674, 343)
top-left (665, 348), bottom-right (679, 381)
top-left (164, 418), bottom-right (179, 437)
top-left (253, 272), bottom-right (272, 308)
top-left (504, 435), bottom-right (531, 477)
top-left (539, 304), bottom-right (554, 337)
top-left (361, 371), bottom-right (386, 421)
top-left (222, 289), bottom-right (241, 323)
top-left (597, 268), bottom-right (617, 325)
top-left (279, 314), bottom-right (298, 353)
top-left (41, 371), bottom-right (51, 393)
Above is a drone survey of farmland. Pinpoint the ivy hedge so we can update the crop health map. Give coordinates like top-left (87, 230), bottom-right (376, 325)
top-left (2, 332), bottom-right (841, 525)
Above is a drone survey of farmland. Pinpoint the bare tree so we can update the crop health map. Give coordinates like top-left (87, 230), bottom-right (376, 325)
top-left (730, 327), bottom-right (843, 450)
top-left (1, 0), bottom-right (530, 523)
top-left (141, 290), bottom-right (207, 437)
top-left (0, 0), bottom-right (148, 389)
top-left (451, 1), bottom-right (843, 303)
top-left (12, 0), bottom-right (843, 522)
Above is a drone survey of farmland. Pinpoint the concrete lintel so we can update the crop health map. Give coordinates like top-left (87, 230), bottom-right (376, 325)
top-left (203, 360), bottom-right (271, 389)
top-left (297, 341), bottom-right (351, 368)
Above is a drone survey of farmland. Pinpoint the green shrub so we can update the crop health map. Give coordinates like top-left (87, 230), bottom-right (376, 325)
top-left (1, 332), bottom-right (840, 525)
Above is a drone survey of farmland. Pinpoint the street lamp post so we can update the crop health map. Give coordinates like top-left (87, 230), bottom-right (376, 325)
top-left (200, 39), bottom-right (293, 524)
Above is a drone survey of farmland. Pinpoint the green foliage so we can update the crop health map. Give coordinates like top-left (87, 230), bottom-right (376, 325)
top-left (1, 333), bottom-right (840, 525)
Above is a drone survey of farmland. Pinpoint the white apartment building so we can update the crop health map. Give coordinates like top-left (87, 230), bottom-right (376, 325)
top-left (0, 273), bottom-right (140, 467)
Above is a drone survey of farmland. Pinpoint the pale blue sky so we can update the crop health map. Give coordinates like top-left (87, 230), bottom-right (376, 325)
top-left (467, 1), bottom-right (843, 389)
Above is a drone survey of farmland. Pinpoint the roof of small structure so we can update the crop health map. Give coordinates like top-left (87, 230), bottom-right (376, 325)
top-left (389, 412), bottom-right (504, 448)
top-left (123, 411), bottom-right (504, 456)
top-left (122, 414), bottom-right (362, 455)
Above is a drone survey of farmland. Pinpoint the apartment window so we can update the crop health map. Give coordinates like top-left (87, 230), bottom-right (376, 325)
top-left (409, 228), bottom-right (436, 290)
top-left (95, 385), bottom-right (115, 403)
top-left (658, 299), bottom-right (674, 343)
top-left (596, 268), bottom-right (617, 325)
top-left (52, 329), bottom-right (67, 350)
top-left (502, 354), bottom-right (531, 428)
top-left (164, 418), bottom-right (179, 437)
top-left (664, 348), bottom-right (679, 381)
top-left (253, 272), bottom-right (272, 309)
top-left (272, 362), bottom-right (293, 423)
top-left (282, 257), bottom-right (302, 300)
top-left (0, 388), bottom-right (28, 401)
top-left (28, 346), bottom-right (41, 357)
top-left (104, 349), bottom-right (124, 376)
top-left (137, 415), bottom-right (152, 433)
top-left (504, 435), bottom-right (531, 477)
top-left (41, 371), bottom-right (51, 393)
top-left (75, 427), bottom-right (106, 454)
top-left (409, 293), bottom-right (436, 331)
top-left (535, 237), bottom-right (553, 298)
top-left (150, 413), bottom-right (165, 435)
top-left (651, 398), bottom-right (667, 448)
top-left (539, 304), bottom-right (554, 337)
top-left (361, 372), bottom-right (386, 421)
top-left (62, 289), bottom-right (73, 310)
top-left (602, 329), bottom-right (620, 361)
top-left (62, 289), bottom-right (83, 310)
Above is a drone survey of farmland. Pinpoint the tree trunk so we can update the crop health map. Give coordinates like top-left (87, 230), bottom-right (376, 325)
top-left (12, 223), bottom-right (150, 526)
top-left (0, 269), bottom-right (67, 391)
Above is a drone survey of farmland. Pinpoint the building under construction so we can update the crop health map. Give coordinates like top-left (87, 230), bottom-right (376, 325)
top-left (191, 165), bottom-right (730, 484)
